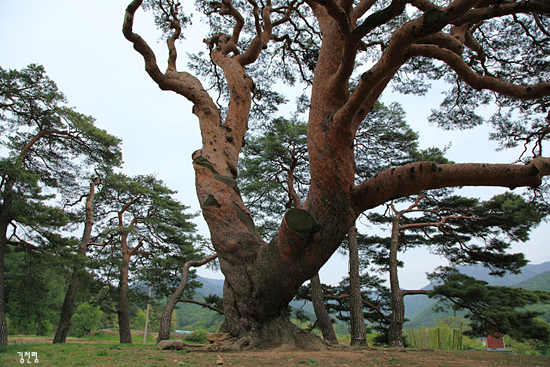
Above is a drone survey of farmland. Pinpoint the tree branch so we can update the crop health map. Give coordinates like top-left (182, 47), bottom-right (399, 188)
top-left (352, 157), bottom-right (550, 216)
top-left (177, 299), bottom-right (225, 314)
top-left (407, 44), bottom-right (550, 100)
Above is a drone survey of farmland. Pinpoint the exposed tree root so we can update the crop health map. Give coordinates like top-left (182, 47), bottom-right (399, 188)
top-left (203, 318), bottom-right (331, 352)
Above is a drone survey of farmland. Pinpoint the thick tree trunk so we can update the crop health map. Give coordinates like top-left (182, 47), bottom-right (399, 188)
top-left (388, 291), bottom-right (405, 348)
top-left (348, 225), bottom-right (368, 346)
top-left (54, 178), bottom-right (99, 344)
top-left (157, 253), bottom-right (218, 343)
top-left (0, 181), bottom-right (14, 345)
top-left (118, 254), bottom-right (132, 344)
top-left (310, 273), bottom-right (338, 344)
top-left (53, 275), bottom-right (80, 343)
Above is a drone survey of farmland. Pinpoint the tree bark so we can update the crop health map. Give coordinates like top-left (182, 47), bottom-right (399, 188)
top-left (54, 177), bottom-right (99, 344)
top-left (118, 252), bottom-right (133, 344)
top-left (348, 225), bottom-right (368, 346)
top-left (0, 180), bottom-right (15, 345)
top-left (157, 253), bottom-right (218, 343)
top-left (310, 273), bottom-right (338, 344)
top-left (388, 216), bottom-right (405, 347)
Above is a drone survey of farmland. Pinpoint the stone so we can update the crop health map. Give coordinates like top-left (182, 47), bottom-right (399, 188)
top-left (157, 339), bottom-right (185, 350)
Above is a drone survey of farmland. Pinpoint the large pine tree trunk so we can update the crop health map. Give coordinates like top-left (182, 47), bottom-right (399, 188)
top-left (310, 273), bottom-right (338, 344)
top-left (118, 254), bottom-right (133, 344)
top-left (54, 178), bottom-right (98, 343)
top-left (348, 225), bottom-right (368, 346)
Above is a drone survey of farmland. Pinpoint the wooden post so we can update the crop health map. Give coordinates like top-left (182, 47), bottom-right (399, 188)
top-left (452, 329), bottom-right (455, 350)
top-left (437, 328), bottom-right (440, 349)
top-left (459, 322), bottom-right (463, 350)
top-left (143, 286), bottom-right (152, 344)
top-left (410, 325), bottom-right (417, 348)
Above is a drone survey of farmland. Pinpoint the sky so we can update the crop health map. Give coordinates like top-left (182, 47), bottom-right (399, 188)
top-left (0, 0), bottom-right (548, 291)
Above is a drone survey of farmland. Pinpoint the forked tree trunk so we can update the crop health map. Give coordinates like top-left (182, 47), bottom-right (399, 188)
top-left (118, 254), bottom-right (133, 344)
top-left (348, 225), bottom-right (368, 346)
top-left (54, 177), bottom-right (99, 344)
top-left (310, 273), bottom-right (338, 344)
top-left (157, 253), bottom-right (218, 343)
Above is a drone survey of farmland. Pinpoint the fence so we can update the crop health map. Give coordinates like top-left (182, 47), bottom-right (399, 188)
top-left (406, 325), bottom-right (463, 350)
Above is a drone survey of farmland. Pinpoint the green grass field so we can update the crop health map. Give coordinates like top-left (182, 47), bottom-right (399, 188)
top-left (1, 337), bottom-right (549, 367)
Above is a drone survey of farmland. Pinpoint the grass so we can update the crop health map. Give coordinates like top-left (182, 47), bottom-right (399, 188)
top-left (1, 337), bottom-right (549, 366)
top-left (80, 330), bottom-right (159, 344)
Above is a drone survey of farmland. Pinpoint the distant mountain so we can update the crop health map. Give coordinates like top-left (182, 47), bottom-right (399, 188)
top-left (454, 262), bottom-right (550, 286)
top-left (195, 276), bottom-right (224, 297)
top-left (404, 261), bottom-right (550, 328)
top-left (513, 269), bottom-right (550, 292)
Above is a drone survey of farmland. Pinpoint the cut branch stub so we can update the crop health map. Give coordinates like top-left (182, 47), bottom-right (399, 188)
top-left (421, 8), bottom-right (448, 37)
top-left (284, 208), bottom-right (317, 239)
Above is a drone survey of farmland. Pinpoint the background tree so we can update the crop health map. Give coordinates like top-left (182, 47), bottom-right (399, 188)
top-left (430, 271), bottom-right (550, 344)
top-left (123, 0), bottom-right (550, 348)
top-left (0, 64), bottom-right (122, 345)
top-left (4, 243), bottom-right (67, 337)
top-left (54, 176), bottom-right (102, 343)
top-left (347, 101), bottom-right (419, 345)
top-left (71, 302), bottom-right (103, 338)
top-left (157, 252), bottom-right (218, 343)
top-left (92, 173), bottom-right (199, 343)
top-left (365, 191), bottom-right (545, 346)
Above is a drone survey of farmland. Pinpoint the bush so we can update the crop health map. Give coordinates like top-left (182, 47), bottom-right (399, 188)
top-left (183, 329), bottom-right (209, 343)
top-left (72, 303), bottom-right (102, 338)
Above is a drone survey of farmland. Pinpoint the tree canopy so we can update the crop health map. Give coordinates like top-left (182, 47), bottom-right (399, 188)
top-left (0, 64), bottom-right (122, 345)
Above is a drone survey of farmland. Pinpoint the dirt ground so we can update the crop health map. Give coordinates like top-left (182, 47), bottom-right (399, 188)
top-left (190, 348), bottom-right (550, 367)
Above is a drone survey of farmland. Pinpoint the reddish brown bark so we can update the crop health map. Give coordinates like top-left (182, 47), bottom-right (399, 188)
top-left (123, 0), bottom-right (550, 346)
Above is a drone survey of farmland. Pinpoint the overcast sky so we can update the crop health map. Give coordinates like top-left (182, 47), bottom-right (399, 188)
top-left (1, 0), bottom-right (548, 290)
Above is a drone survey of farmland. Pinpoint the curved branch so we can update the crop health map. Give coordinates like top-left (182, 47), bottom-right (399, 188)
top-left (351, 0), bottom-right (377, 23)
top-left (178, 299), bottom-right (225, 314)
top-left (351, 157), bottom-right (550, 216)
top-left (402, 289), bottom-right (431, 296)
top-left (407, 44), bottom-right (550, 99)
top-left (451, 1), bottom-right (550, 26)
top-left (415, 31), bottom-right (465, 55)
top-left (157, 252), bottom-right (219, 342)
top-left (123, 0), bottom-right (166, 85)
